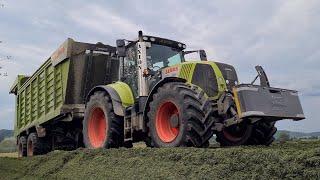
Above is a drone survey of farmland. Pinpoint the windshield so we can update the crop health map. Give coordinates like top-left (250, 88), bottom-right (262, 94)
top-left (146, 44), bottom-right (183, 71)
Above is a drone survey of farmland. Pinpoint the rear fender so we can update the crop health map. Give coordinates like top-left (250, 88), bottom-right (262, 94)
top-left (86, 82), bottom-right (134, 116)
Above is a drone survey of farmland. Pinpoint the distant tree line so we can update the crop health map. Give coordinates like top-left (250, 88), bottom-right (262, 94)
top-left (277, 131), bottom-right (319, 143)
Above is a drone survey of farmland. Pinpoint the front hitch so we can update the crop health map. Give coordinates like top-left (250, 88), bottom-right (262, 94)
top-left (232, 84), bottom-right (305, 121)
top-left (216, 92), bottom-right (245, 128)
top-left (214, 65), bottom-right (305, 132)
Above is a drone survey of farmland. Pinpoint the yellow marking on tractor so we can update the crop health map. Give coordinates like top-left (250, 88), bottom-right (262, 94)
top-left (232, 87), bottom-right (242, 118)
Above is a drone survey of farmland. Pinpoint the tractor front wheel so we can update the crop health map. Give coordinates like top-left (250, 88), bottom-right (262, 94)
top-left (216, 121), bottom-right (252, 146)
top-left (147, 82), bottom-right (214, 147)
top-left (246, 120), bottom-right (277, 146)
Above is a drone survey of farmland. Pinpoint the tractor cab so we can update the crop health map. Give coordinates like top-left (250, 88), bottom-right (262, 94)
top-left (116, 31), bottom-right (187, 98)
top-left (116, 31), bottom-right (218, 99)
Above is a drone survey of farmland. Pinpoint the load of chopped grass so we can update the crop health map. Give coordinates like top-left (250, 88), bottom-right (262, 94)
top-left (0, 140), bottom-right (319, 179)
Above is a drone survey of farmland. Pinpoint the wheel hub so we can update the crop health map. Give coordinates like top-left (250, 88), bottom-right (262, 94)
top-left (169, 114), bottom-right (179, 128)
top-left (222, 122), bottom-right (250, 142)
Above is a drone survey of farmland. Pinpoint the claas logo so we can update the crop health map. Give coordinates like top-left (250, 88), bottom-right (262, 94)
top-left (165, 66), bottom-right (179, 74)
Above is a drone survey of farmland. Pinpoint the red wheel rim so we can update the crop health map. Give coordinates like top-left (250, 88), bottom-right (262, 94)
top-left (88, 107), bottom-right (107, 148)
top-left (156, 101), bottom-right (180, 143)
top-left (222, 123), bottom-right (248, 142)
top-left (223, 130), bottom-right (243, 142)
top-left (27, 140), bottom-right (33, 156)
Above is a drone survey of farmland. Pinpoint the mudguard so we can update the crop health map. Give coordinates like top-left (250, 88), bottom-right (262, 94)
top-left (86, 82), bottom-right (134, 116)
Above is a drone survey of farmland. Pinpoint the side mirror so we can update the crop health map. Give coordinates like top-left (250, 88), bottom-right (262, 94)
top-left (199, 50), bottom-right (207, 61)
top-left (116, 39), bottom-right (126, 57)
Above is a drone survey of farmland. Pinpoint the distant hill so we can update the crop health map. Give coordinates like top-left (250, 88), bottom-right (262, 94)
top-left (276, 130), bottom-right (320, 139)
top-left (0, 129), bottom-right (14, 142)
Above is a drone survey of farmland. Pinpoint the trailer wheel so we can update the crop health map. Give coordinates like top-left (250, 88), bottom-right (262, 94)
top-left (247, 120), bottom-right (277, 146)
top-left (147, 82), bottom-right (215, 147)
top-left (83, 91), bottom-right (123, 149)
top-left (27, 133), bottom-right (49, 156)
top-left (216, 121), bottom-right (252, 146)
top-left (18, 136), bottom-right (27, 157)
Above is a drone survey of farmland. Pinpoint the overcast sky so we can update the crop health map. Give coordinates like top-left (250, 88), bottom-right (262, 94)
top-left (0, 0), bottom-right (319, 132)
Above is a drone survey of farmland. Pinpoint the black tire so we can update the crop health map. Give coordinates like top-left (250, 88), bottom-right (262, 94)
top-left (146, 82), bottom-right (215, 147)
top-left (200, 140), bottom-right (210, 148)
top-left (27, 133), bottom-right (50, 156)
top-left (216, 121), bottom-right (253, 146)
top-left (247, 120), bottom-right (277, 146)
top-left (83, 91), bottom-right (123, 149)
top-left (18, 136), bottom-right (27, 157)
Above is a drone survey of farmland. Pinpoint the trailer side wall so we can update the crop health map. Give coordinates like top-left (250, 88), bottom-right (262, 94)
top-left (15, 60), bottom-right (69, 135)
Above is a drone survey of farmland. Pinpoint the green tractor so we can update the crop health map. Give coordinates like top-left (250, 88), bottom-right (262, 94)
top-left (82, 31), bottom-right (305, 148)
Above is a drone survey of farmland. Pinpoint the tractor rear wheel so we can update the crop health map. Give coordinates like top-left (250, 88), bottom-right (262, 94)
top-left (216, 121), bottom-right (252, 146)
top-left (246, 120), bottom-right (277, 146)
top-left (18, 136), bottom-right (27, 157)
top-left (83, 91), bottom-right (123, 149)
top-left (147, 82), bottom-right (214, 147)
